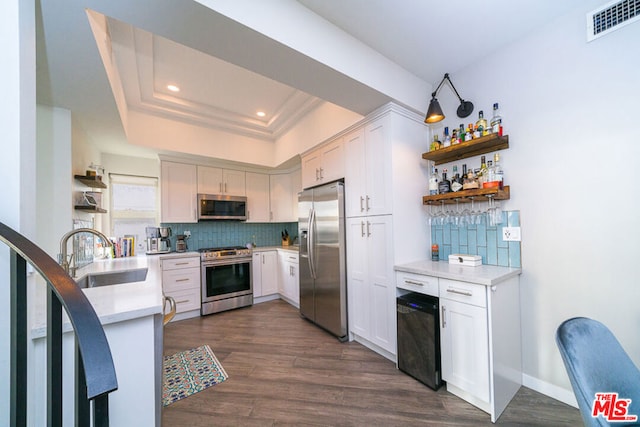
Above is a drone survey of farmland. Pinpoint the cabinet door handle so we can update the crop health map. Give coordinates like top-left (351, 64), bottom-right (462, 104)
top-left (441, 305), bottom-right (446, 328)
top-left (366, 221), bottom-right (371, 237)
top-left (219, 182), bottom-right (223, 193)
top-left (262, 255), bottom-right (265, 264)
top-left (360, 221), bottom-right (365, 237)
top-left (404, 280), bottom-right (423, 286)
top-left (319, 167), bottom-right (324, 179)
top-left (360, 196), bottom-right (364, 212)
top-left (366, 195), bottom-right (370, 211)
top-left (446, 288), bottom-right (473, 297)
top-left (315, 168), bottom-right (320, 180)
top-left (225, 182), bottom-right (227, 193)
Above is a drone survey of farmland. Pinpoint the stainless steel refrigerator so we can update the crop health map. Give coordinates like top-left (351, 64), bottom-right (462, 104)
top-left (298, 181), bottom-right (348, 341)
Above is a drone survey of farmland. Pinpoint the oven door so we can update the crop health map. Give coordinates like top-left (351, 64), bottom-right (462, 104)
top-left (201, 257), bottom-right (252, 302)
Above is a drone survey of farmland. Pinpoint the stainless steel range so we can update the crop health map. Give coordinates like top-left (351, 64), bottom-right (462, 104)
top-left (200, 246), bottom-right (253, 315)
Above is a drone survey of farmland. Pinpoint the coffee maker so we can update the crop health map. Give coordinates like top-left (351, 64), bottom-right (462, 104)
top-left (176, 234), bottom-right (188, 252)
top-left (146, 226), bottom-right (171, 254)
top-left (159, 227), bottom-right (172, 252)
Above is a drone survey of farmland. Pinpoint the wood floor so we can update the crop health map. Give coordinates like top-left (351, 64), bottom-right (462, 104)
top-left (162, 299), bottom-right (581, 426)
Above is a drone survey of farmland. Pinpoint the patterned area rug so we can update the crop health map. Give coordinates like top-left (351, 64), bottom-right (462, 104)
top-left (163, 345), bottom-right (228, 406)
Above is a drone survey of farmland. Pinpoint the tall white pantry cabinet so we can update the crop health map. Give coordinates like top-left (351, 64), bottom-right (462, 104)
top-left (342, 104), bottom-right (430, 360)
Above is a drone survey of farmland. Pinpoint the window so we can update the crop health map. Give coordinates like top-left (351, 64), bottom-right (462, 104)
top-left (110, 174), bottom-right (158, 255)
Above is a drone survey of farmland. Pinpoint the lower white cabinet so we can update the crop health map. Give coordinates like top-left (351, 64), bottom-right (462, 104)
top-left (278, 250), bottom-right (299, 306)
top-left (253, 250), bottom-right (278, 297)
top-left (346, 215), bottom-right (395, 356)
top-left (160, 256), bottom-right (201, 317)
top-left (437, 275), bottom-right (521, 422)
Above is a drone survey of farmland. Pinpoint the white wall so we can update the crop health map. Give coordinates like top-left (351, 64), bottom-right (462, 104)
top-left (431, 1), bottom-right (640, 403)
top-left (0, 0), bottom-right (36, 423)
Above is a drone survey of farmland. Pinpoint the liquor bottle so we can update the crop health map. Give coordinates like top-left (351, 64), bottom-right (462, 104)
top-left (483, 160), bottom-right (494, 188)
top-left (478, 155), bottom-right (488, 187)
top-left (492, 152), bottom-right (504, 189)
top-left (465, 124), bottom-right (474, 141)
top-left (451, 165), bottom-right (463, 192)
top-left (428, 166), bottom-right (439, 195)
top-left (438, 169), bottom-right (451, 194)
top-left (443, 126), bottom-right (451, 148)
top-left (451, 128), bottom-right (458, 145)
top-left (490, 103), bottom-right (503, 136)
top-left (459, 124), bottom-right (465, 143)
top-left (475, 110), bottom-right (487, 136)
top-left (463, 167), bottom-right (478, 190)
top-left (430, 134), bottom-right (442, 151)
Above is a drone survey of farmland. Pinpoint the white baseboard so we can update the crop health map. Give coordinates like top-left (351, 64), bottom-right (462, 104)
top-left (522, 373), bottom-right (578, 408)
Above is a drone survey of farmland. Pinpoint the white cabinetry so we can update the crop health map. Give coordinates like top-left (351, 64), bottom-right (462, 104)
top-left (253, 250), bottom-right (278, 297)
top-left (160, 161), bottom-right (198, 223)
top-left (245, 172), bottom-right (270, 222)
top-left (278, 250), bottom-right (299, 306)
top-left (301, 137), bottom-right (344, 189)
top-left (346, 215), bottom-right (395, 356)
top-left (161, 256), bottom-right (201, 319)
top-left (197, 165), bottom-right (246, 196)
top-left (344, 119), bottom-right (392, 217)
top-left (270, 174), bottom-right (294, 222)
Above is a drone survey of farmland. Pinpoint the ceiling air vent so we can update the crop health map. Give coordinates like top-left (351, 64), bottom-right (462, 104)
top-left (587, 0), bottom-right (640, 41)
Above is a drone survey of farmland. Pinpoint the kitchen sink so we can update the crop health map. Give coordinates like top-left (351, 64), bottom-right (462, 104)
top-left (76, 268), bottom-right (148, 289)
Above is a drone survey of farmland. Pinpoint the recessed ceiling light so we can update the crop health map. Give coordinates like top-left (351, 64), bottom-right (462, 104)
top-left (256, 111), bottom-right (266, 117)
top-left (167, 84), bottom-right (180, 92)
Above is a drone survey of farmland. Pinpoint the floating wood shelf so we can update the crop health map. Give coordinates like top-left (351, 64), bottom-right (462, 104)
top-left (422, 134), bottom-right (509, 165)
top-left (74, 175), bottom-right (107, 189)
top-left (74, 205), bottom-right (108, 213)
top-left (423, 186), bottom-right (510, 205)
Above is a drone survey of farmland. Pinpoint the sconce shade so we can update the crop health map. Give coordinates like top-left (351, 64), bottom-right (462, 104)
top-left (425, 97), bottom-right (445, 123)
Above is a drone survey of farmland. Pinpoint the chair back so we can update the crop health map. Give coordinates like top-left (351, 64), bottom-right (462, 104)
top-left (556, 317), bottom-right (640, 426)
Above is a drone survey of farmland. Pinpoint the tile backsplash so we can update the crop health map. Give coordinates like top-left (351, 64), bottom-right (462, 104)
top-left (431, 210), bottom-right (521, 268)
top-left (160, 221), bottom-right (298, 250)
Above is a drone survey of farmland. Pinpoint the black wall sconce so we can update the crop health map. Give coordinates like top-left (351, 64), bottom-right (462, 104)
top-left (424, 73), bottom-right (474, 124)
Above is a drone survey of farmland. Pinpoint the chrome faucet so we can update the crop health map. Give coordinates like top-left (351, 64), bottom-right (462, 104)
top-left (58, 228), bottom-right (112, 277)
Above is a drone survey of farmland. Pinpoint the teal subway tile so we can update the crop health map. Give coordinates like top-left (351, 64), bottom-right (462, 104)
top-left (477, 224), bottom-right (487, 246)
top-left (459, 226), bottom-right (468, 245)
top-left (451, 229), bottom-right (459, 248)
top-left (497, 248), bottom-right (509, 267)
top-left (509, 241), bottom-right (522, 268)
top-left (487, 228), bottom-right (498, 265)
top-left (508, 210), bottom-right (520, 227)
top-left (467, 229), bottom-right (477, 254)
top-left (442, 245), bottom-right (452, 260)
top-left (459, 245), bottom-right (468, 254)
top-left (443, 224), bottom-right (451, 244)
top-left (477, 246), bottom-right (487, 264)
top-left (497, 226), bottom-right (509, 248)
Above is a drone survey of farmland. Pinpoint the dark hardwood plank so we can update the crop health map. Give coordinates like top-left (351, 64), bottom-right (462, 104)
top-left (162, 300), bottom-right (581, 426)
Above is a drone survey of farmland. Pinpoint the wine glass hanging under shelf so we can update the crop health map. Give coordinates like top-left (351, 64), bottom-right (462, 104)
top-left (423, 186), bottom-right (510, 205)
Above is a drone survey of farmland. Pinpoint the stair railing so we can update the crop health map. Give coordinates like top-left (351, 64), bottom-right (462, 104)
top-left (1, 222), bottom-right (118, 427)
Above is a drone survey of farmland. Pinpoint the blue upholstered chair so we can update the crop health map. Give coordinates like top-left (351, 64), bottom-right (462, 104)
top-left (556, 317), bottom-right (640, 426)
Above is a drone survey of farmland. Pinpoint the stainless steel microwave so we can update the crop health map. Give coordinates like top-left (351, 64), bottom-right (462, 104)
top-left (198, 194), bottom-right (247, 221)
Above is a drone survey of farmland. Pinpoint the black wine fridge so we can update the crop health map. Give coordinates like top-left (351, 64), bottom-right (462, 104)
top-left (396, 292), bottom-right (442, 390)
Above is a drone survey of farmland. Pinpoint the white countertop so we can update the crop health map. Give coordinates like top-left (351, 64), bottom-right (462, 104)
top-left (31, 253), bottom-right (181, 339)
top-left (252, 245), bottom-right (299, 253)
top-left (394, 259), bottom-right (521, 286)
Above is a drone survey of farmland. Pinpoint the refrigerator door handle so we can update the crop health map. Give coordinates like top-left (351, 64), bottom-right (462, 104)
top-left (307, 208), bottom-right (317, 280)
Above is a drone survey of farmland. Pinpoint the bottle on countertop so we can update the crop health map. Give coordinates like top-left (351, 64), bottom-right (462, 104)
top-left (443, 127), bottom-right (451, 148)
top-left (431, 243), bottom-right (439, 261)
top-left (438, 169), bottom-right (451, 194)
top-left (490, 103), bottom-right (503, 136)
top-left (429, 166), bottom-right (439, 196)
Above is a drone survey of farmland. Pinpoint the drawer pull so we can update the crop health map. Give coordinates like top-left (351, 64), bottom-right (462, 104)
top-left (404, 280), bottom-right (424, 286)
top-left (446, 288), bottom-right (473, 297)
top-left (175, 278), bottom-right (190, 282)
top-left (175, 299), bottom-right (190, 304)
top-left (174, 262), bottom-right (189, 266)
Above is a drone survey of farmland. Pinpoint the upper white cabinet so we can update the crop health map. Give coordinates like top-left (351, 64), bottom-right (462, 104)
top-left (344, 117), bottom-right (393, 217)
top-left (161, 161), bottom-right (198, 223)
top-left (197, 165), bottom-right (246, 196)
top-left (301, 137), bottom-right (344, 189)
top-left (270, 174), bottom-right (294, 223)
top-left (245, 172), bottom-right (270, 223)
